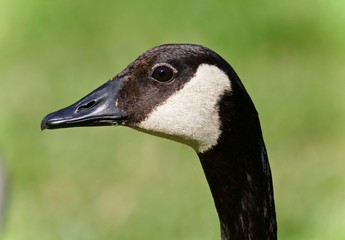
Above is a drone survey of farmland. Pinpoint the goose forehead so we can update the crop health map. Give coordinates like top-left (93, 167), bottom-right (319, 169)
top-left (138, 64), bottom-right (232, 153)
top-left (130, 44), bottom-right (208, 69)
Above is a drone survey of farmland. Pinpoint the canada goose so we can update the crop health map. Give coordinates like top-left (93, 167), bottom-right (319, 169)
top-left (41, 44), bottom-right (277, 240)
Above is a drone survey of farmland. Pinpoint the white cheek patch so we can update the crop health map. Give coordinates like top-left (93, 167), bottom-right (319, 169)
top-left (138, 64), bottom-right (232, 153)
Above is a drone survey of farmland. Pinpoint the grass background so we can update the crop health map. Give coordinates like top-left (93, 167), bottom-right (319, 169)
top-left (1, 0), bottom-right (345, 239)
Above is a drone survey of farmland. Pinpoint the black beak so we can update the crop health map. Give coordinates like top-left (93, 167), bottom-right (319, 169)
top-left (41, 78), bottom-right (127, 130)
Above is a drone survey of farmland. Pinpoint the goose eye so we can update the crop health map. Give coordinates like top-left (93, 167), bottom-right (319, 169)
top-left (151, 65), bottom-right (174, 82)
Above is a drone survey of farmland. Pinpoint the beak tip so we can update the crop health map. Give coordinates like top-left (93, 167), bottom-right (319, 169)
top-left (41, 112), bottom-right (56, 131)
top-left (40, 123), bottom-right (46, 131)
top-left (40, 116), bottom-right (49, 131)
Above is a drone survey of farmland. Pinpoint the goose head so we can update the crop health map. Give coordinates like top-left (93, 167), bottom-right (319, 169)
top-left (42, 44), bottom-right (245, 153)
top-left (41, 44), bottom-right (277, 240)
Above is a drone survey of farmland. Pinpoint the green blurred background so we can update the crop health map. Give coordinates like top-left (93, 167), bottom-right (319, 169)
top-left (1, 0), bottom-right (344, 239)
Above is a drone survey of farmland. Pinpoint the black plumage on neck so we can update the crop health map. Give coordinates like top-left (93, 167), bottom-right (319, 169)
top-left (198, 74), bottom-right (277, 240)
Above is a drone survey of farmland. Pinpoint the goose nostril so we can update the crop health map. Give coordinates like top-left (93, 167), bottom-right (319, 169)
top-left (77, 100), bottom-right (96, 112)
